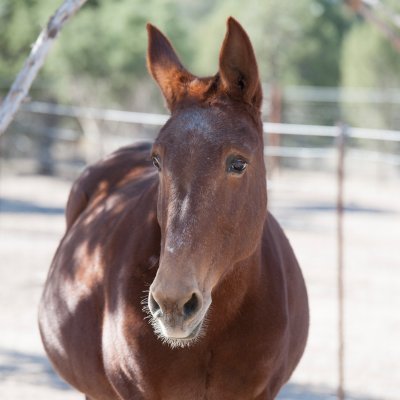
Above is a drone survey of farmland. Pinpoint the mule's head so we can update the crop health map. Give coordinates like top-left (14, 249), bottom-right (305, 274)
top-left (146, 18), bottom-right (267, 348)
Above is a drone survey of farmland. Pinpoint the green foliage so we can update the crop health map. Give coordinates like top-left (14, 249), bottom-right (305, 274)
top-left (43, 0), bottom-right (191, 107)
top-left (0, 0), bottom-right (58, 96)
top-left (0, 0), bottom-right (40, 86)
top-left (0, 0), bottom-right (191, 108)
top-left (341, 20), bottom-right (400, 129)
top-left (189, 0), bottom-right (352, 87)
top-left (190, 0), bottom-right (311, 82)
top-left (342, 22), bottom-right (400, 88)
top-left (289, 0), bottom-right (353, 86)
top-left (1, 0), bottom-right (399, 129)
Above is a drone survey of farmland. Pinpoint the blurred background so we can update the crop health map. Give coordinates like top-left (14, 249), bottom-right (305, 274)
top-left (0, 0), bottom-right (399, 399)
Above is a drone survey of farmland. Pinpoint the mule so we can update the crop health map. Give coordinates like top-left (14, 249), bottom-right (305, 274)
top-left (39, 17), bottom-right (309, 400)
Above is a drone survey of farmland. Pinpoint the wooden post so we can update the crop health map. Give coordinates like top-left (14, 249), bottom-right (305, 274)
top-left (77, 116), bottom-right (104, 164)
top-left (336, 123), bottom-right (347, 400)
top-left (0, 0), bottom-right (88, 135)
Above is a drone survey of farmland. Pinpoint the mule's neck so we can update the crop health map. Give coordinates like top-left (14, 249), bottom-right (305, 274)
top-left (208, 240), bottom-right (264, 334)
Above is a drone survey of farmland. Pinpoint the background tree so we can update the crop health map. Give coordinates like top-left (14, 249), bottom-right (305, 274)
top-left (341, 1), bottom-right (400, 130)
top-left (2, 0), bottom-right (400, 129)
top-left (1, 0), bottom-right (354, 111)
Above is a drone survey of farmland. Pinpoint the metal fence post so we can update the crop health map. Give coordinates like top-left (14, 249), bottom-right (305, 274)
top-left (336, 123), bottom-right (347, 400)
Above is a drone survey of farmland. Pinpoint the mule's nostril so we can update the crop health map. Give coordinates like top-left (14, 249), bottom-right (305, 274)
top-left (183, 293), bottom-right (199, 318)
top-left (149, 293), bottom-right (162, 317)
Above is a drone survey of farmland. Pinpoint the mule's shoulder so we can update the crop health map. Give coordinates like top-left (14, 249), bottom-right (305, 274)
top-left (262, 211), bottom-right (309, 377)
top-left (66, 142), bottom-right (153, 229)
top-left (262, 212), bottom-right (296, 263)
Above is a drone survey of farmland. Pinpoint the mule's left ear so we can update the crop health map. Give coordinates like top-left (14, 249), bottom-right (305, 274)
top-left (147, 23), bottom-right (193, 111)
top-left (219, 17), bottom-right (262, 109)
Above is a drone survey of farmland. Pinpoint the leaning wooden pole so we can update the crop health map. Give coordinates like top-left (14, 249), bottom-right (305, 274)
top-left (0, 0), bottom-right (88, 136)
top-left (336, 123), bottom-right (347, 400)
top-left (345, 0), bottom-right (400, 53)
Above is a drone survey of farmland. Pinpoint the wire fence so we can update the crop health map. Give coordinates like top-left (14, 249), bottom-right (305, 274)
top-left (16, 101), bottom-right (400, 168)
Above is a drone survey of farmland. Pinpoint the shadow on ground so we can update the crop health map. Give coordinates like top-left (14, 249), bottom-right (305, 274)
top-left (0, 347), bottom-right (378, 399)
top-left (272, 200), bottom-right (398, 232)
top-left (0, 348), bottom-right (72, 391)
top-left (278, 382), bottom-right (377, 400)
top-left (291, 201), bottom-right (396, 215)
top-left (0, 197), bottom-right (64, 215)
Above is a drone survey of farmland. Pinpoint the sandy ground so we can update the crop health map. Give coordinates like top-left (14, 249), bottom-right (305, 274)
top-left (0, 167), bottom-right (399, 400)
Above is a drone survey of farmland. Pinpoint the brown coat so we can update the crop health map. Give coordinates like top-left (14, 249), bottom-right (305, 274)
top-left (39, 18), bottom-right (309, 400)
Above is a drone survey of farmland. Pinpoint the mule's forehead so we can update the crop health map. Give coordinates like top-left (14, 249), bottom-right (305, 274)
top-left (156, 106), bottom-right (259, 151)
top-left (175, 107), bottom-right (215, 134)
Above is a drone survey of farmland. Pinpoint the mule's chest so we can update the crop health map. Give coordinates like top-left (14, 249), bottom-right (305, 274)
top-left (107, 335), bottom-right (273, 400)
top-left (154, 348), bottom-right (270, 400)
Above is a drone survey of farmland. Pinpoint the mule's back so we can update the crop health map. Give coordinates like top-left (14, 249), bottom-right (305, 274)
top-left (66, 143), bottom-right (154, 228)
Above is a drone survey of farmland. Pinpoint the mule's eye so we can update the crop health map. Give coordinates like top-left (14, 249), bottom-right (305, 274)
top-left (152, 155), bottom-right (161, 171)
top-left (228, 158), bottom-right (248, 174)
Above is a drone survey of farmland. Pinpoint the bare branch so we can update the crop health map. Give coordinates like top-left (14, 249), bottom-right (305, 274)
top-left (0, 0), bottom-right (88, 135)
top-left (346, 0), bottom-right (400, 52)
top-left (359, 1), bottom-right (400, 52)
top-left (367, 0), bottom-right (400, 30)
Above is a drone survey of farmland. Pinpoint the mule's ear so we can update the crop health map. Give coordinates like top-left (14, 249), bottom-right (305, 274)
top-left (147, 24), bottom-right (192, 111)
top-left (219, 17), bottom-right (262, 109)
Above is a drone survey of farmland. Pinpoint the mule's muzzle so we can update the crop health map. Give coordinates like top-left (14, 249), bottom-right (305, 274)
top-left (148, 288), bottom-right (206, 340)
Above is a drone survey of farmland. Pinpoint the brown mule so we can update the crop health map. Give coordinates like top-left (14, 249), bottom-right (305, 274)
top-left (39, 17), bottom-right (309, 400)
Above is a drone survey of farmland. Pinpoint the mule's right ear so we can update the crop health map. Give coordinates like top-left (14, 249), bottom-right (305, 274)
top-left (147, 24), bottom-right (192, 111)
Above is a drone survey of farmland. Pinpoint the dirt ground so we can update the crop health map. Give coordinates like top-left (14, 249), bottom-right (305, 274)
top-left (0, 165), bottom-right (399, 400)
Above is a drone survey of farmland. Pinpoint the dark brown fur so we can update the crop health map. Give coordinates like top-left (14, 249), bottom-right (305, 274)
top-left (39, 18), bottom-right (309, 400)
